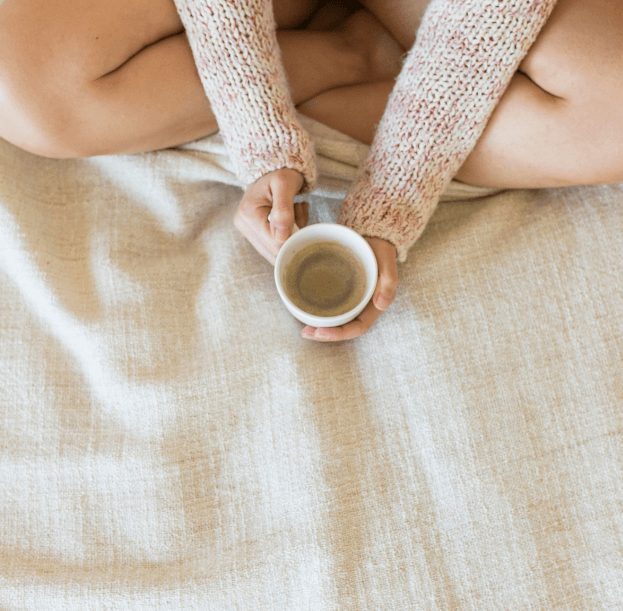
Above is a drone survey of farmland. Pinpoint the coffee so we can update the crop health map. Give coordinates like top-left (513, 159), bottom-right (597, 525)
top-left (283, 241), bottom-right (367, 317)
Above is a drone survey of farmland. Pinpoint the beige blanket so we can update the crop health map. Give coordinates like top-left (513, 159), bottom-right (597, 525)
top-left (0, 117), bottom-right (622, 609)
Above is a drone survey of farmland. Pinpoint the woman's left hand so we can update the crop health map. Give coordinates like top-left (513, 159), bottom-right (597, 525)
top-left (234, 168), bottom-right (309, 265)
top-left (301, 237), bottom-right (398, 342)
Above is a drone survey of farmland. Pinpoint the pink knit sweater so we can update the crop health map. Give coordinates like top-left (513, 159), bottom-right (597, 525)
top-left (173, 0), bottom-right (557, 262)
top-left (173, 0), bottom-right (318, 193)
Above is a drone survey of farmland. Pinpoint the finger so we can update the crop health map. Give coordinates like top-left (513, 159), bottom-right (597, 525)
top-left (235, 190), bottom-right (272, 236)
top-left (368, 239), bottom-right (399, 311)
top-left (236, 191), bottom-right (285, 261)
top-left (247, 229), bottom-right (277, 265)
top-left (235, 209), bottom-right (276, 265)
top-left (269, 177), bottom-right (297, 244)
top-left (294, 200), bottom-right (309, 228)
top-left (301, 299), bottom-right (383, 342)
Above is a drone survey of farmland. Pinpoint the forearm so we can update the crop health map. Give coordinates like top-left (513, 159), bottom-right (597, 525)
top-left (339, 0), bottom-right (558, 261)
top-left (172, 0), bottom-right (317, 192)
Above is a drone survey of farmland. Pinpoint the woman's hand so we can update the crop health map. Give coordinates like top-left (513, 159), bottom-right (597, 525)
top-left (301, 237), bottom-right (398, 342)
top-left (234, 168), bottom-right (309, 265)
top-left (234, 173), bottom-right (398, 341)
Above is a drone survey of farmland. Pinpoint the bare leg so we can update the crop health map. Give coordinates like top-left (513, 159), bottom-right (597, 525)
top-left (5, 0), bottom-right (621, 191)
top-left (299, 80), bottom-right (395, 146)
top-left (0, 0), bottom-right (399, 158)
top-left (350, 0), bottom-right (623, 188)
top-left (455, 0), bottom-right (623, 188)
top-left (82, 24), bottom-right (375, 157)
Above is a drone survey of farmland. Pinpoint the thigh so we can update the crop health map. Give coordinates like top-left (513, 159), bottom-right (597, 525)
top-left (0, 0), bottom-right (323, 85)
top-left (519, 0), bottom-right (623, 101)
top-left (456, 0), bottom-right (623, 190)
top-left (513, 0), bottom-right (623, 184)
top-left (0, 0), bottom-right (184, 83)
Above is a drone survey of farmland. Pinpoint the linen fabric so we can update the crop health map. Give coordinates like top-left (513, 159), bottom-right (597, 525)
top-left (0, 121), bottom-right (622, 609)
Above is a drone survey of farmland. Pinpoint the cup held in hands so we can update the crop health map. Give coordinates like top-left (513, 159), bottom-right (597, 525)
top-left (274, 224), bottom-right (378, 328)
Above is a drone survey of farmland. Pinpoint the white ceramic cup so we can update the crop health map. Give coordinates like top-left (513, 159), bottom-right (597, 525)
top-left (274, 223), bottom-right (378, 328)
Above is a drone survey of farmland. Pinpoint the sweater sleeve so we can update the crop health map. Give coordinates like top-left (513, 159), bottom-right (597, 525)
top-left (338, 0), bottom-right (557, 262)
top-left (172, 0), bottom-right (318, 193)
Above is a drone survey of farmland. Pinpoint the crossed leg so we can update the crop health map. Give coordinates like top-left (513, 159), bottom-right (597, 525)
top-left (304, 0), bottom-right (623, 188)
top-left (0, 0), bottom-right (390, 157)
top-left (2, 0), bottom-right (623, 190)
top-left (457, 0), bottom-right (623, 188)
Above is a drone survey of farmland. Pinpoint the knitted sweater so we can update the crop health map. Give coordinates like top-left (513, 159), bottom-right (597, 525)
top-left (174, 0), bottom-right (557, 261)
top-left (173, 0), bottom-right (318, 193)
top-left (339, 0), bottom-right (557, 261)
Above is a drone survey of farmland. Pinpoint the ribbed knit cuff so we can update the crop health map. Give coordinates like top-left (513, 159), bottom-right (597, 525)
top-left (240, 123), bottom-right (318, 194)
top-left (338, 169), bottom-right (442, 263)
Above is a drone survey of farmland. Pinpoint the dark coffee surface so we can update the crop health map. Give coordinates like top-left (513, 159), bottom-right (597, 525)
top-left (284, 241), bottom-right (367, 317)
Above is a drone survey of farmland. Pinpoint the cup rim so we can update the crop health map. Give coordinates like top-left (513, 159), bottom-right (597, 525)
top-left (274, 224), bottom-right (378, 327)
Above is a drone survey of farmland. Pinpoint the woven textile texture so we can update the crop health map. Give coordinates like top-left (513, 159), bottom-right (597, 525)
top-left (0, 121), bottom-right (622, 608)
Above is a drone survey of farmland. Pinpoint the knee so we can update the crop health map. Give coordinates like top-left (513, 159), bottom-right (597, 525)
top-left (0, 10), bottom-right (86, 158)
top-left (0, 79), bottom-right (84, 161)
top-left (0, 82), bottom-right (84, 159)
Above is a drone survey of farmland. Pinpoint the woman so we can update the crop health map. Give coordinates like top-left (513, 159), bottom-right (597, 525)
top-left (0, 0), bottom-right (617, 340)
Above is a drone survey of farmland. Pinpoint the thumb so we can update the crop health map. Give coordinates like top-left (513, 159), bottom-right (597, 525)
top-left (269, 174), bottom-right (299, 245)
top-left (368, 238), bottom-right (398, 311)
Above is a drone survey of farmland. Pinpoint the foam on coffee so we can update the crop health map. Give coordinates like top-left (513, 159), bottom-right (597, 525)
top-left (284, 241), bottom-right (367, 317)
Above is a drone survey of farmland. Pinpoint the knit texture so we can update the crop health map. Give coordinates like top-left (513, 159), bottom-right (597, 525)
top-left (338, 0), bottom-right (557, 262)
top-left (173, 0), bottom-right (318, 193)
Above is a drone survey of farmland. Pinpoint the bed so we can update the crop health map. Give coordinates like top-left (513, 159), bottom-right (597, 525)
top-left (0, 116), bottom-right (621, 609)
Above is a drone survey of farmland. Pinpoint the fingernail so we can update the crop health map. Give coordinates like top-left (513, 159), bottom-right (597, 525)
top-left (315, 329), bottom-right (332, 340)
top-left (376, 295), bottom-right (390, 310)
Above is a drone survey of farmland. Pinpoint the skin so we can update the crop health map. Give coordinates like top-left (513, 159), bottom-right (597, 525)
top-left (2, 0), bottom-right (623, 341)
top-left (233, 167), bottom-right (399, 342)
